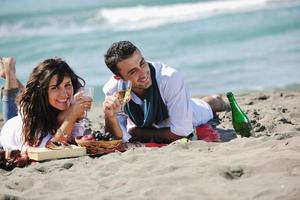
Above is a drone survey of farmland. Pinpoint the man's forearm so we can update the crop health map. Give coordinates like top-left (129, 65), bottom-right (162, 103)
top-left (105, 116), bottom-right (123, 140)
top-left (128, 127), bottom-right (185, 143)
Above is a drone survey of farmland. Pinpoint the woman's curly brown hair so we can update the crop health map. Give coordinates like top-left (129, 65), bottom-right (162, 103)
top-left (17, 58), bottom-right (85, 146)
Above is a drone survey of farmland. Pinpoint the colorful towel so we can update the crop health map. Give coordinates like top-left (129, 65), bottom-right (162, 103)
top-left (194, 124), bottom-right (221, 142)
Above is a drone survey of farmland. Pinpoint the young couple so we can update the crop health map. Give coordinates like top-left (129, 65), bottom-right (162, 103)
top-left (0, 41), bottom-right (228, 151)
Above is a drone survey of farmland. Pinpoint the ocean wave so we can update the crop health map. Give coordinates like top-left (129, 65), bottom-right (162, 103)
top-left (0, 12), bottom-right (100, 37)
top-left (94, 0), bottom-right (280, 31)
top-left (0, 22), bottom-right (98, 37)
top-left (0, 0), bottom-right (298, 37)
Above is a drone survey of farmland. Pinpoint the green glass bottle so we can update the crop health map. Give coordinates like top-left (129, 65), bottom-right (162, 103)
top-left (226, 92), bottom-right (252, 137)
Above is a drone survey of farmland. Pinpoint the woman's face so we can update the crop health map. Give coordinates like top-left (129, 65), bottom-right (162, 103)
top-left (48, 75), bottom-right (74, 111)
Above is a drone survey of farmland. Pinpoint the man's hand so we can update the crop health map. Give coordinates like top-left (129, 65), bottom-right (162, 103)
top-left (103, 94), bottom-right (122, 119)
top-left (103, 93), bottom-right (126, 140)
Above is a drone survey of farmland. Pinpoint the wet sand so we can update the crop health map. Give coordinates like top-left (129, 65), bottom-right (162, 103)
top-left (0, 90), bottom-right (300, 200)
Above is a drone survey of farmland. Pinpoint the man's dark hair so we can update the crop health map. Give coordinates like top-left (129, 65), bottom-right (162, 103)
top-left (104, 41), bottom-right (137, 75)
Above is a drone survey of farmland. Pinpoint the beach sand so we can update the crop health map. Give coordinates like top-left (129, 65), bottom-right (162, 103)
top-left (0, 90), bottom-right (300, 200)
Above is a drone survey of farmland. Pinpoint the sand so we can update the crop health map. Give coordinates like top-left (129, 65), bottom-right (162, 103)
top-left (0, 90), bottom-right (300, 200)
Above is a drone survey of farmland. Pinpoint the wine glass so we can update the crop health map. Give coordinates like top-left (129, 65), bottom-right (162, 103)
top-left (116, 79), bottom-right (132, 116)
top-left (81, 87), bottom-right (94, 128)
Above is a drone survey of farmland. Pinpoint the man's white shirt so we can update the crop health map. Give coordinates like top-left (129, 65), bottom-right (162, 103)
top-left (103, 62), bottom-right (213, 142)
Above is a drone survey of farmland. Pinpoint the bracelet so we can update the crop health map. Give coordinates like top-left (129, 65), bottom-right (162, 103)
top-left (57, 128), bottom-right (69, 138)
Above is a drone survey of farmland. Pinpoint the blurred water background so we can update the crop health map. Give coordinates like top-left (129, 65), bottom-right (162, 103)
top-left (1, 0), bottom-right (300, 106)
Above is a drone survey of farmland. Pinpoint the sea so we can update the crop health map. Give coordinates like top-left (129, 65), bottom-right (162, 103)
top-left (1, 0), bottom-right (300, 104)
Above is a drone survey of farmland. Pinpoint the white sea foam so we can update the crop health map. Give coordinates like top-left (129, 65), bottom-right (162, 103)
top-left (0, 0), bottom-right (298, 37)
top-left (0, 11), bottom-right (102, 37)
top-left (94, 0), bottom-right (277, 31)
top-left (0, 20), bottom-right (99, 37)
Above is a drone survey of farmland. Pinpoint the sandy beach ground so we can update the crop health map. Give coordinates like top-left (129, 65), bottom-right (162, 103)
top-left (0, 90), bottom-right (300, 200)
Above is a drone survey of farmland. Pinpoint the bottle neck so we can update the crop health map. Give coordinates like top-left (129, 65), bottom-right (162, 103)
top-left (226, 92), bottom-right (235, 103)
top-left (226, 92), bottom-right (242, 112)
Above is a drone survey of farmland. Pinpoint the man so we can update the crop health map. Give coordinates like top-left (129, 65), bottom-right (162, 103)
top-left (102, 41), bottom-right (229, 143)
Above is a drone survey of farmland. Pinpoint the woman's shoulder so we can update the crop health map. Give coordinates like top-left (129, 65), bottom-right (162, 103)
top-left (2, 115), bottom-right (22, 130)
top-left (0, 115), bottom-right (23, 150)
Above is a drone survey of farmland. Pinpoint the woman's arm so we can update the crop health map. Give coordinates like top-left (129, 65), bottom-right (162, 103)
top-left (52, 94), bottom-right (92, 143)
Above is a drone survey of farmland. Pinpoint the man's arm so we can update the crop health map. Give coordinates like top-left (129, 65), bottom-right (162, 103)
top-left (139, 66), bottom-right (193, 143)
top-left (105, 116), bottom-right (123, 140)
top-left (103, 95), bottom-right (124, 140)
top-left (128, 127), bottom-right (186, 143)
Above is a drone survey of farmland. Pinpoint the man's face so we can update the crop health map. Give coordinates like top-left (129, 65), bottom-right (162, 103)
top-left (116, 50), bottom-right (152, 95)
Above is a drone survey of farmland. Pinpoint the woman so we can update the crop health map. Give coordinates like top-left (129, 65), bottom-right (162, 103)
top-left (0, 57), bottom-right (92, 150)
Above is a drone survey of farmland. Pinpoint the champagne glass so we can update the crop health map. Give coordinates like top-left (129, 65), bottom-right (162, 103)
top-left (116, 79), bottom-right (132, 116)
top-left (81, 87), bottom-right (94, 128)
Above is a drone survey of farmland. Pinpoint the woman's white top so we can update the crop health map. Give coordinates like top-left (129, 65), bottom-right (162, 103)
top-left (0, 115), bottom-right (84, 150)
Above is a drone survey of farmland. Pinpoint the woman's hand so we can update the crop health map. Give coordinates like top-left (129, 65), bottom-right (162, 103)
top-left (51, 129), bottom-right (69, 144)
top-left (69, 91), bottom-right (93, 120)
top-left (47, 132), bottom-right (71, 150)
top-left (57, 91), bottom-right (92, 124)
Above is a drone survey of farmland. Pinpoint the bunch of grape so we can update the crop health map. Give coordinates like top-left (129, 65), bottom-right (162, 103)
top-left (91, 131), bottom-right (114, 141)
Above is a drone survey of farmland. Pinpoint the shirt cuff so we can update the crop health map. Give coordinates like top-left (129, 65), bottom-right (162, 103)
top-left (117, 115), bottom-right (132, 142)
